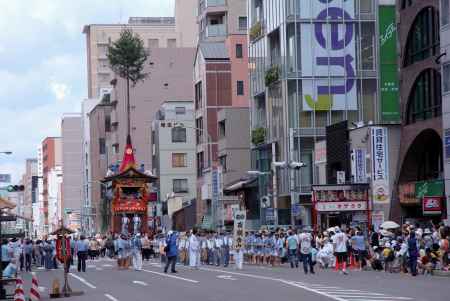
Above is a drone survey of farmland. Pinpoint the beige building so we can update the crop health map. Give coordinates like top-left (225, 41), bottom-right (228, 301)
top-left (83, 0), bottom-right (198, 98)
top-left (61, 114), bottom-right (83, 232)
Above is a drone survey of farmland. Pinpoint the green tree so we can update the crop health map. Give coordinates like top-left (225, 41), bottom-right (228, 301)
top-left (107, 28), bottom-right (148, 135)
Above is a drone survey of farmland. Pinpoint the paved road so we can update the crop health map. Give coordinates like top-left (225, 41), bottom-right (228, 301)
top-left (11, 258), bottom-right (449, 301)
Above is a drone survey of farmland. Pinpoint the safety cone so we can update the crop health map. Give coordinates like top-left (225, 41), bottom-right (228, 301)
top-left (29, 272), bottom-right (41, 301)
top-left (14, 276), bottom-right (25, 301)
top-left (348, 253), bottom-right (356, 270)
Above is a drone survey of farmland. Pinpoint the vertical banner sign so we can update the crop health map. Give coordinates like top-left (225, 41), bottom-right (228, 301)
top-left (352, 149), bottom-right (367, 183)
top-left (301, 0), bottom-right (357, 111)
top-left (212, 168), bottom-right (219, 225)
top-left (233, 210), bottom-right (246, 250)
top-left (379, 5), bottom-right (400, 122)
top-left (371, 127), bottom-right (390, 204)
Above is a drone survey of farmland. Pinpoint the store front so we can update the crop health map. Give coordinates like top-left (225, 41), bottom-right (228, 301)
top-left (398, 180), bottom-right (446, 226)
top-left (312, 184), bottom-right (370, 233)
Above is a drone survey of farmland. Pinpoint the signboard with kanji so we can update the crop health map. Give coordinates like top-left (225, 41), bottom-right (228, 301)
top-left (371, 127), bottom-right (390, 204)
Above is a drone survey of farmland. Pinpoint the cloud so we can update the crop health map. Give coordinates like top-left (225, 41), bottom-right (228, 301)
top-left (0, 0), bottom-right (175, 182)
top-left (50, 81), bottom-right (70, 102)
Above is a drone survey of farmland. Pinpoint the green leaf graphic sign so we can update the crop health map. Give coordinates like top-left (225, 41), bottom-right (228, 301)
top-left (379, 6), bottom-right (400, 122)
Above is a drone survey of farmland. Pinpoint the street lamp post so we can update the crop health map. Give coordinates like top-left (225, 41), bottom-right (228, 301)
top-left (248, 160), bottom-right (306, 228)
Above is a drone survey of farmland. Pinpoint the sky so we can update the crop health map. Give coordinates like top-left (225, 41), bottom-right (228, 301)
top-left (0, 0), bottom-right (174, 183)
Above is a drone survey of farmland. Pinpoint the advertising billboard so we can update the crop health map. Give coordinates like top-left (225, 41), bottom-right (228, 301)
top-left (301, 0), bottom-right (357, 111)
top-left (371, 127), bottom-right (390, 204)
top-left (379, 5), bottom-right (400, 122)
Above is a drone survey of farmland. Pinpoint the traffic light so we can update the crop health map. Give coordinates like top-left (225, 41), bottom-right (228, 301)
top-left (7, 185), bottom-right (24, 192)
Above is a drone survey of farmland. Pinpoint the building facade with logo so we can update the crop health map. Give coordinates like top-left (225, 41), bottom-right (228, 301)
top-left (248, 0), bottom-right (386, 227)
top-left (393, 0), bottom-right (445, 224)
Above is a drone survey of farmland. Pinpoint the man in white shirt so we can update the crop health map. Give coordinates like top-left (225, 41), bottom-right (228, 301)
top-left (206, 234), bottom-right (214, 265)
top-left (298, 226), bottom-right (314, 274)
top-left (213, 233), bottom-right (223, 266)
top-left (332, 227), bottom-right (349, 275)
top-left (221, 233), bottom-right (232, 267)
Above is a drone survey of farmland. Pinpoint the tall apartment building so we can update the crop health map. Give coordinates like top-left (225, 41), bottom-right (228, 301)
top-left (22, 158), bottom-right (37, 235)
top-left (248, 0), bottom-right (381, 226)
top-left (41, 137), bottom-right (62, 235)
top-left (35, 146), bottom-right (44, 237)
top-left (81, 98), bottom-right (100, 235)
top-left (83, 0), bottom-right (198, 98)
top-left (194, 0), bottom-right (250, 228)
top-left (61, 114), bottom-right (83, 231)
top-left (393, 0), bottom-right (445, 223)
top-left (152, 100), bottom-right (197, 220)
top-left (440, 0), bottom-right (450, 223)
top-left (88, 97), bottom-right (112, 233)
top-left (48, 166), bottom-right (62, 233)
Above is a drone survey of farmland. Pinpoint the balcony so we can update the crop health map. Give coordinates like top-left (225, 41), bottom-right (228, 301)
top-left (206, 24), bottom-right (227, 38)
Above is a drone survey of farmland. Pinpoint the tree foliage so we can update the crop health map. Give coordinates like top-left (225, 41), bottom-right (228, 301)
top-left (107, 28), bottom-right (148, 86)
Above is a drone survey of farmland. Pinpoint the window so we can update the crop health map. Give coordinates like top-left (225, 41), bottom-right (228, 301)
top-left (171, 127), bottom-right (186, 143)
top-left (196, 118), bottom-right (203, 144)
top-left (167, 38), bottom-right (177, 48)
top-left (404, 7), bottom-right (440, 66)
top-left (219, 155), bottom-right (227, 172)
top-left (443, 64), bottom-right (450, 93)
top-left (401, 0), bottom-right (413, 9)
top-left (172, 153), bottom-right (187, 168)
top-left (236, 44), bottom-right (243, 58)
top-left (442, 0), bottom-right (449, 26)
top-left (99, 138), bottom-right (106, 155)
top-left (175, 106), bottom-right (186, 115)
top-left (407, 69), bottom-right (442, 124)
top-left (173, 179), bottom-right (188, 193)
top-left (197, 152), bottom-right (204, 176)
top-left (195, 81), bottom-right (202, 110)
top-left (218, 120), bottom-right (226, 138)
top-left (237, 80), bottom-right (244, 96)
top-left (148, 39), bottom-right (159, 48)
top-left (238, 16), bottom-right (247, 30)
top-left (105, 115), bottom-right (111, 132)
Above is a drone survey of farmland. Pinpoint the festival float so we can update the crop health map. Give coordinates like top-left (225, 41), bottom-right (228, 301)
top-left (103, 135), bottom-right (157, 235)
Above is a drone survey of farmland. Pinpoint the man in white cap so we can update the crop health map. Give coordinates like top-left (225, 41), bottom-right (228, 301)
top-left (332, 226), bottom-right (349, 275)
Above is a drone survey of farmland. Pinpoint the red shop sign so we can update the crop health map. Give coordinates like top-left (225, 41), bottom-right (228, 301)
top-left (422, 196), bottom-right (442, 215)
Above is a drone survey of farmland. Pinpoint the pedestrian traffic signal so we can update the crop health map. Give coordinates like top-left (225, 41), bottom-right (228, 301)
top-left (7, 185), bottom-right (24, 192)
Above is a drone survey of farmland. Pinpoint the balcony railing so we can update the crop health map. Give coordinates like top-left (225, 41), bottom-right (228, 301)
top-left (206, 24), bottom-right (227, 37)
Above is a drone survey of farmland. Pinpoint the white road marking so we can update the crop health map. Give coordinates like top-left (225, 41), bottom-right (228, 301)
top-left (104, 293), bottom-right (120, 301)
top-left (96, 267), bottom-right (103, 271)
top-left (142, 269), bottom-right (199, 283)
top-left (217, 275), bottom-right (237, 281)
top-left (199, 267), bottom-right (413, 301)
top-left (37, 267), bottom-right (45, 270)
top-left (281, 281), bottom-right (348, 301)
top-left (87, 265), bottom-right (96, 268)
top-left (38, 286), bottom-right (46, 292)
top-left (132, 280), bottom-right (148, 286)
top-left (69, 273), bottom-right (97, 289)
top-left (102, 264), bottom-right (113, 267)
top-left (334, 296), bottom-right (412, 300)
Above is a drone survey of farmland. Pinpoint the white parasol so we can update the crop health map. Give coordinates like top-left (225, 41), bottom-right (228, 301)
top-left (380, 221), bottom-right (400, 230)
